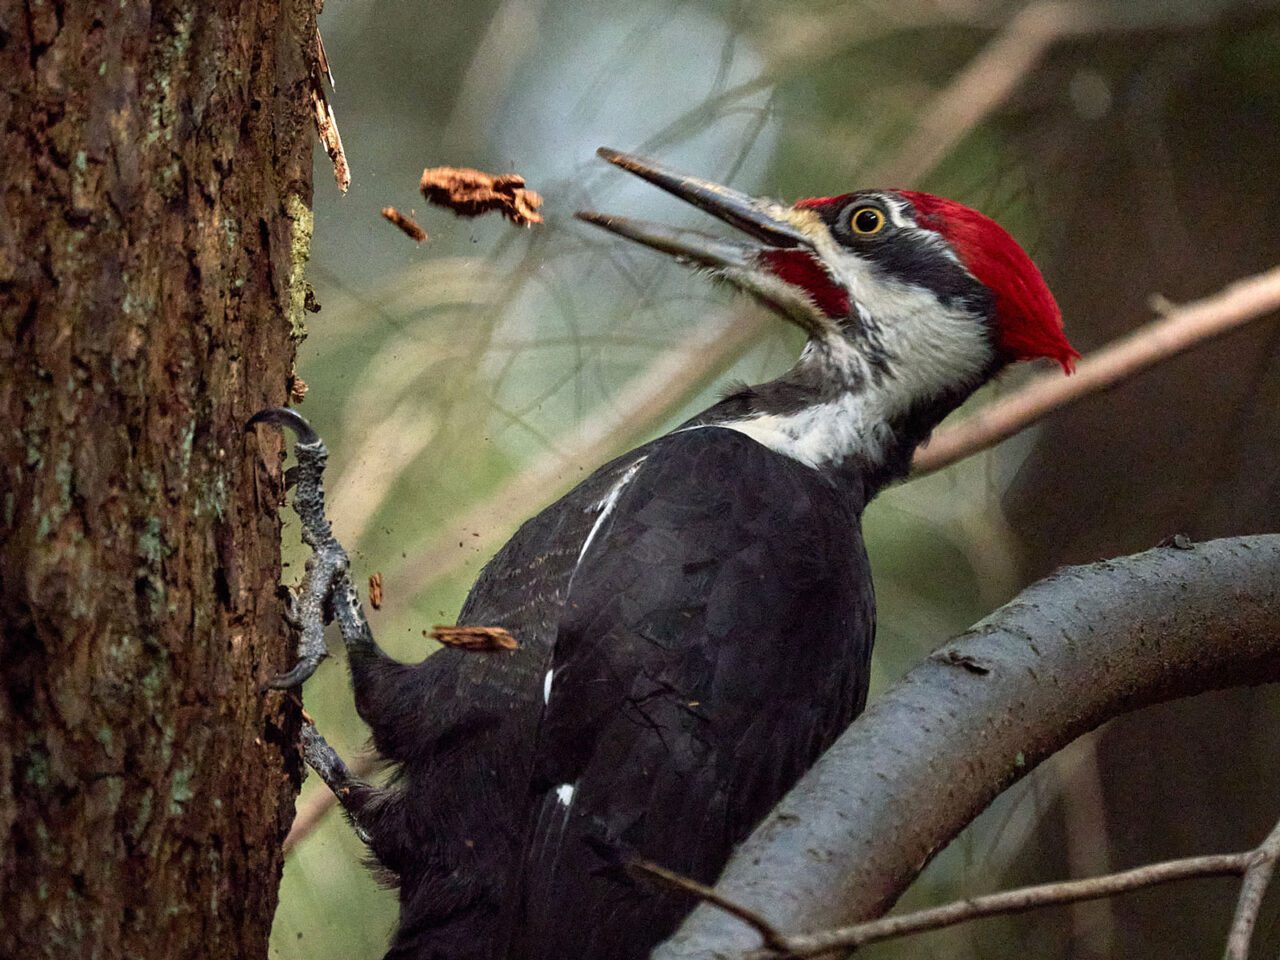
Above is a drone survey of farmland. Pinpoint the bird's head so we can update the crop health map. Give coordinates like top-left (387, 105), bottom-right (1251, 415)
top-left (578, 148), bottom-right (1077, 405)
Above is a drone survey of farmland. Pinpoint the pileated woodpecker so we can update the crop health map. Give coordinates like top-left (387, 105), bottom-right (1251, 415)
top-left (252, 148), bottom-right (1076, 960)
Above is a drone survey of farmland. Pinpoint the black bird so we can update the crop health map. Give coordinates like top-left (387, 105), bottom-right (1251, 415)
top-left (254, 148), bottom-right (1077, 960)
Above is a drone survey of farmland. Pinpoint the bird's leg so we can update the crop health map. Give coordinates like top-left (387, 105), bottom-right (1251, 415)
top-left (299, 722), bottom-right (374, 845)
top-left (249, 407), bottom-right (396, 845)
top-left (247, 407), bottom-right (383, 688)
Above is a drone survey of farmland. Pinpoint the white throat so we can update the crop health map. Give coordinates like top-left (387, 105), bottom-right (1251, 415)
top-left (709, 275), bottom-right (994, 472)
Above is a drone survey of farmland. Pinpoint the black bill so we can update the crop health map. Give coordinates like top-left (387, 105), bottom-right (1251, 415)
top-left (576, 147), bottom-right (807, 264)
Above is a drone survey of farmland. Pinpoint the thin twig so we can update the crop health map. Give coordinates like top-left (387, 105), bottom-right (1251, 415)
top-left (384, 309), bottom-right (770, 614)
top-left (644, 815), bottom-right (1280, 957)
top-left (913, 265), bottom-right (1280, 476)
top-left (1224, 817), bottom-right (1280, 960)
top-left (747, 853), bottom-right (1249, 957)
top-left (628, 859), bottom-right (790, 955)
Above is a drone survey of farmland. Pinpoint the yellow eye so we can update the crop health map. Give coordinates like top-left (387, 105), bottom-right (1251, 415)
top-left (850, 206), bottom-right (886, 235)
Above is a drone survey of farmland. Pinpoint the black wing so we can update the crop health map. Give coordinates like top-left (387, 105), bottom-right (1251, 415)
top-left (511, 428), bottom-right (874, 960)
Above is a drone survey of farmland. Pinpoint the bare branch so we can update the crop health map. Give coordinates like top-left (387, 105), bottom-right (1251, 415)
top-left (655, 536), bottom-right (1280, 960)
top-left (864, 2), bottom-right (1101, 187)
top-left (913, 265), bottom-right (1280, 476)
top-left (1225, 817), bottom-right (1280, 960)
top-left (384, 310), bottom-right (769, 615)
top-left (628, 859), bottom-right (790, 955)
top-left (747, 852), bottom-right (1249, 957)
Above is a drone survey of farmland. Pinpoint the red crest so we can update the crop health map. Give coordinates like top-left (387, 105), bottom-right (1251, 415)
top-left (898, 191), bottom-right (1078, 372)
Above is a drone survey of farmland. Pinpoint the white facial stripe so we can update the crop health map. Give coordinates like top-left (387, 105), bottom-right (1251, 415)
top-left (882, 195), bottom-right (914, 230)
top-left (709, 215), bottom-right (993, 471)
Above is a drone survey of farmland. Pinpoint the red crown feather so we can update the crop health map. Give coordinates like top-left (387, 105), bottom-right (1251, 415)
top-left (897, 191), bottom-right (1078, 373)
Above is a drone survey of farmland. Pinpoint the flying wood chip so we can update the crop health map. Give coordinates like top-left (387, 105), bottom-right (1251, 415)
top-left (381, 207), bottom-right (427, 243)
top-left (419, 167), bottom-right (543, 227)
top-left (429, 625), bottom-right (518, 651)
top-left (368, 572), bottom-right (384, 609)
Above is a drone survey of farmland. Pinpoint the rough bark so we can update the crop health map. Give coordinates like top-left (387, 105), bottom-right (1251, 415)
top-left (655, 535), bottom-right (1280, 960)
top-left (0, 2), bottom-right (314, 957)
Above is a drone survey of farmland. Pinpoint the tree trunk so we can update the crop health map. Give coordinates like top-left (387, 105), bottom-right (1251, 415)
top-left (0, 2), bottom-right (314, 957)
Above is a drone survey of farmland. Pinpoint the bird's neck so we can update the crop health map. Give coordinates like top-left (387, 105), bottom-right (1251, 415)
top-left (687, 336), bottom-right (990, 499)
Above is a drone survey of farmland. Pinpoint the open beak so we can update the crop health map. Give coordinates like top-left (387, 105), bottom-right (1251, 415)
top-left (575, 147), bottom-right (809, 271)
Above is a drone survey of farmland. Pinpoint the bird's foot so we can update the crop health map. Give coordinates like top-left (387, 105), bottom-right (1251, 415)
top-left (247, 407), bottom-right (370, 688)
top-left (299, 722), bottom-right (374, 845)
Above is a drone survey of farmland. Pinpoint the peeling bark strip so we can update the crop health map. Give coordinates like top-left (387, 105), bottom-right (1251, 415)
top-left (656, 536), bottom-right (1280, 960)
top-left (0, 2), bottom-right (314, 958)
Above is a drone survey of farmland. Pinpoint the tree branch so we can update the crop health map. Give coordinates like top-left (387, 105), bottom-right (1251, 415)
top-left (750, 850), bottom-right (1254, 957)
top-left (913, 265), bottom-right (1280, 476)
top-left (644, 817), bottom-right (1280, 958)
top-left (655, 535), bottom-right (1280, 960)
top-left (1225, 817), bottom-right (1280, 960)
top-left (863, 1), bottom-right (1101, 187)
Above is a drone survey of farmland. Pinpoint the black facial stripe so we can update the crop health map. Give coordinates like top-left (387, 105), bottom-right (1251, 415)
top-left (811, 192), bottom-right (997, 317)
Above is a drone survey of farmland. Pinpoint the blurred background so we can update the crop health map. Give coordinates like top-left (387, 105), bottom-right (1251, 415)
top-left (269, 1), bottom-right (1280, 957)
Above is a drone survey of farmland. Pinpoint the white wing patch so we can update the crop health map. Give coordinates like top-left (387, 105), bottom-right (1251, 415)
top-left (543, 668), bottom-right (554, 705)
top-left (555, 783), bottom-right (576, 808)
top-left (575, 457), bottom-right (646, 566)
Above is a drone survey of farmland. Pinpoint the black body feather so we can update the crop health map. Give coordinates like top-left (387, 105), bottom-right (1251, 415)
top-left (348, 427), bottom-right (875, 960)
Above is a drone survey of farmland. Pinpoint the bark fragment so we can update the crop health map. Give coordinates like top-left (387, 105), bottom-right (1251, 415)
top-left (381, 207), bottom-right (428, 243)
top-left (419, 167), bottom-right (544, 226)
top-left (429, 625), bottom-right (519, 651)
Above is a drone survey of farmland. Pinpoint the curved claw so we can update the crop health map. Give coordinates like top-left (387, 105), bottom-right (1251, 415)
top-left (245, 407), bottom-right (320, 446)
top-left (265, 652), bottom-right (327, 690)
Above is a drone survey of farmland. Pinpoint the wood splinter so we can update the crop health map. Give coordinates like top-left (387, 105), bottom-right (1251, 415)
top-left (429, 625), bottom-right (518, 651)
top-left (381, 207), bottom-right (428, 243)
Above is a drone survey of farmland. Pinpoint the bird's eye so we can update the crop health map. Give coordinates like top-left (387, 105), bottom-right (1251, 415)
top-left (850, 206), bottom-right (886, 236)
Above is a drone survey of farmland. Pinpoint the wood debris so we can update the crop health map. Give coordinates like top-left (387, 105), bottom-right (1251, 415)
top-left (309, 28), bottom-right (348, 193)
top-left (312, 85), bottom-right (350, 192)
top-left (429, 625), bottom-right (518, 651)
top-left (288, 372), bottom-right (309, 404)
top-left (316, 27), bottom-right (335, 90)
top-left (382, 207), bottom-right (428, 243)
top-left (368, 572), bottom-right (384, 609)
top-left (419, 167), bottom-right (543, 226)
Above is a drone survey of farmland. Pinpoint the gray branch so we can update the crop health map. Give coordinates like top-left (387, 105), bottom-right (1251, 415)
top-left (655, 535), bottom-right (1280, 960)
